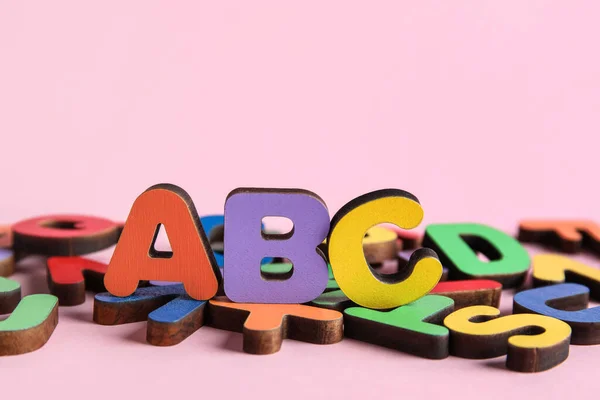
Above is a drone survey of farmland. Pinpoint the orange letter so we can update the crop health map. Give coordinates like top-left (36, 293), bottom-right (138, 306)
top-left (104, 184), bottom-right (220, 300)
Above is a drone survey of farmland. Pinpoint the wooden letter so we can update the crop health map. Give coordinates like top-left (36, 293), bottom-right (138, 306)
top-left (0, 277), bottom-right (21, 314)
top-left (208, 297), bottom-right (343, 354)
top-left (513, 283), bottom-right (600, 345)
top-left (224, 188), bottom-right (330, 303)
top-left (104, 184), bottom-right (220, 300)
top-left (12, 214), bottom-right (121, 256)
top-left (430, 280), bottom-right (502, 309)
top-left (422, 223), bottom-right (530, 287)
top-left (444, 305), bottom-right (571, 372)
top-left (0, 291), bottom-right (58, 356)
top-left (46, 256), bottom-right (108, 306)
top-left (532, 254), bottom-right (600, 298)
top-left (328, 189), bottom-right (442, 309)
top-left (344, 295), bottom-right (454, 359)
top-left (518, 220), bottom-right (600, 254)
top-left (94, 284), bottom-right (206, 346)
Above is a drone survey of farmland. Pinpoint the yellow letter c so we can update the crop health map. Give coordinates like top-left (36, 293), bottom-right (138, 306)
top-left (327, 189), bottom-right (442, 309)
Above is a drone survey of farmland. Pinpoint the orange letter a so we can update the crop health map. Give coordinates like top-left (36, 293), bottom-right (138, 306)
top-left (104, 184), bottom-right (221, 300)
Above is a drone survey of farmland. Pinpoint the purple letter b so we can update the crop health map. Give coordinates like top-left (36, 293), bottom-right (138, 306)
top-left (224, 188), bottom-right (330, 303)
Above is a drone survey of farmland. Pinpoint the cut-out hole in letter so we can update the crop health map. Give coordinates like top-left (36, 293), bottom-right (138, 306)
top-left (261, 216), bottom-right (294, 240)
top-left (260, 259), bottom-right (294, 281)
top-left (460, 234), bottom-right (502, 262)
top-left (149, 224), bottom-right (173, 258)
top-left (41, 220), bottom-right (83, 230)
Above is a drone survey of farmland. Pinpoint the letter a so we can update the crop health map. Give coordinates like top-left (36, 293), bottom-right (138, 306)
top-left (104, 184), bottom-right (221, 300)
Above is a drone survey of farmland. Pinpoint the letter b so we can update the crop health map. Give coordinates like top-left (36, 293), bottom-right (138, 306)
top-left (224, 188), bottom-right (330, 303)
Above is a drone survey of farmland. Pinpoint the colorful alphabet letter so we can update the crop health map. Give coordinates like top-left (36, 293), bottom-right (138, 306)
top-left (94, 284), bottom-right (206, 346)
top-left (0, 287), bottom-right (58, 356)
top-left (12, 214), bottom-right (121, 256)
top-left (513, 283), bottom-right (600, 345)
top-left (344, 295), bottom-right (454, 359)
top-left (46, 256), bottom-right (108, 306)
top-left (532, 254), bottom-right (600, 298)
top-left (328, 189), bottom-right (442, 309)
top-left (208, 297), bottom-right (343, 354)
top-left (444, 305), bottom-right (571, 372)
top-left (104, 184), bottom-right (221, 300)
top-left (518, 220), bottom-right (600, 254)
top-left (422, 223), bottom-right (530, 287)
top-left (224, 188), bottom-right (330, 303)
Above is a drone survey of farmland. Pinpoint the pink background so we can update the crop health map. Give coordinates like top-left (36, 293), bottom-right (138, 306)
top-left (1, 1), bottom-right (599, 398)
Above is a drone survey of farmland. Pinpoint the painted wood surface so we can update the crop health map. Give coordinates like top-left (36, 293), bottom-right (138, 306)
top-left (0, 293), bottom-right (59, 356)
top-left (344, 295), bottom-right (454, 359)
top-left (104, 184), bottom-right (221, 300)
top-left (532, 254), bottom-right (600, 299)
top-left (200, 214), bottom-right (273, 268)
top-left (328, 189), bottom-right (442, 309)
top-left (46, 256), bottom-right (108, 305)
top-left (444, 305), bottom-right (571, 372)
top-left (12, 214), bottom-right (120, 256)
top-left (423, 223), bottom-right (530, 287)
top-left (518, 220), bottom-right (600, 254)
top-left (94, 284), bottom-right (206, 346)
top-left (224, 188), bottom-right (330, 303)
top-left (208, 297), bottom-right (343, 354)
top-left (0, 276), bottom-right (21, 315)
top-left (513, 283), bottom-right (600, 345)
